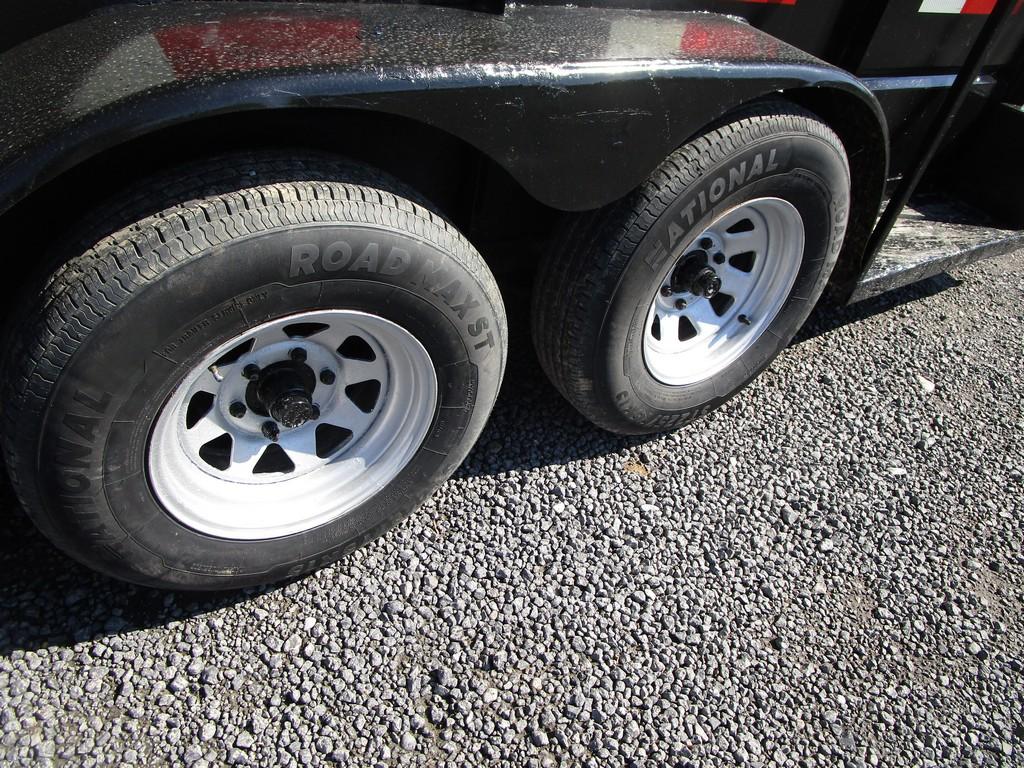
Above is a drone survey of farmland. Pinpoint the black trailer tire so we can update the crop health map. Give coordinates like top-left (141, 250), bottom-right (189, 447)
top-left (532, 103), bottom-right (850, 435)
top-left (1, 156), bottom-right (506, 590)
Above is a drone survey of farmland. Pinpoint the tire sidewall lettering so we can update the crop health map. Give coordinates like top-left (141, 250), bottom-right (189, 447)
top-left (287, 234), bottom-right (498, 362)
top-left (41, 384), bottom-right (118, 549)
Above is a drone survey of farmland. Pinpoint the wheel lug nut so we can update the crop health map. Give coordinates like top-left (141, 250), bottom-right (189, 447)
top-left (261, 421), bottom-right (280, 442)
top-left (311, 404), bottom-right (321, 421)
top-left (320, 368), bottom-right (336, 385)
top-left (229, 401), bottom-right (246, 418)
top-left (290, 347), bottom-right (306, 363)
top-left (699, 237), bottom-right (714, 251)
top-left (675, 298), bottom-right (688, 310)
top-left (242, 363), bottom-right (260, 380)
top-left (713, 252), bottom-right (726, 265)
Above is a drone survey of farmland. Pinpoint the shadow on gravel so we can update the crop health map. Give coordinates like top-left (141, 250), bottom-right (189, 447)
top-left (795, 272), bottom-right (960, 345)
top-left (0, 267), bottom-right (962, 654)
top-left (0, 476), bottom-right (280, 655)
top-left (457, 269), bottom-right (963, 481)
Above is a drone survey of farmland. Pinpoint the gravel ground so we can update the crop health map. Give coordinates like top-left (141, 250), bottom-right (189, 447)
top-left (1, 250), bottom-right (1022, 767)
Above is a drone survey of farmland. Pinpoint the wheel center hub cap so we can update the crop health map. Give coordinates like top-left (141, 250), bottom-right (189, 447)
top-left (690, 266), bottom-right (722, 298)
top-left (672, 252), bottom-right (722, 299)
top-left (252, 360), bottom-right (318, 428)
top-left (271, 393), bottom-right (314, 429)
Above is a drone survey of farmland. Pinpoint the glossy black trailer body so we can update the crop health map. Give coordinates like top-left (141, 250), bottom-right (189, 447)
top-left (0, 2), bottom-right (885, 216)
top-left (9, 0), bottom-right (1022, 70)
top-left (564, 0), bottom-right (1024, 185)
top-left (5, 0), bottom-right (1022, 182)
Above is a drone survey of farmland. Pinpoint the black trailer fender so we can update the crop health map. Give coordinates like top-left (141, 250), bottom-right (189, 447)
top-left (0, 3), bottom-right (887, 260)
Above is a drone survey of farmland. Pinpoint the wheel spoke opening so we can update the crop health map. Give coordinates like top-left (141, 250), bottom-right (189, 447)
top-left (253, 443), bottom-right (296, 475)
top-left (728, 251), bottom-right (756, 273)
top-left (346, 379), bottom-right (382, 413)
top-left (283, 322), bottom-right (330, 338)
top-left (185, 391), bottom-right (215, 429)
top-left (709, 293), bottom-right (735, 317)
top-left (337, 335), bottom-right (376, 362)
top-left (726, 218), bottom-right (755, 234)
top-left (678, 316), bottom-right (698, 342)
top-left (651, 314), bottom-right (662, 341)
top-left (198, 433), bottom-right (233, 471)
top-left (315, 424), bottom-right (354, 459)
top-left (211, 338), bottom-right (255, 369)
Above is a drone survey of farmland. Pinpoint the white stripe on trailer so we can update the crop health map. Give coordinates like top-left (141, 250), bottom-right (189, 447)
top-left (918, 0), bottom-right (968, 12)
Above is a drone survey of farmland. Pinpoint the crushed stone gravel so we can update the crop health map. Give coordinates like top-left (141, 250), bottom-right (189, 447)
top-left (1, 251), bottom-right (1022, 767)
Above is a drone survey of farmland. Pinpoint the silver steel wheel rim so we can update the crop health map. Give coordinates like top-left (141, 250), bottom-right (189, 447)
top-left (642, 197), bottom-right (805, 386)
top-left (148, 310), bottom-right (437, 540)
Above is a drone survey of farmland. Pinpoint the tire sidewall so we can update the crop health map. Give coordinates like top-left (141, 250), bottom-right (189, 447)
top-left (35, 222), bottom-right (503, 587)
top-left (598, 133), bottom-right (850, 432)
